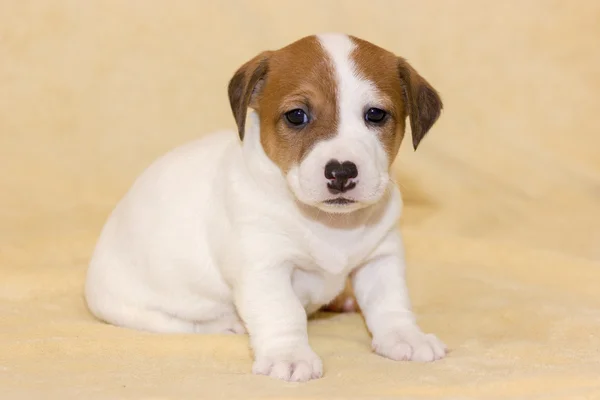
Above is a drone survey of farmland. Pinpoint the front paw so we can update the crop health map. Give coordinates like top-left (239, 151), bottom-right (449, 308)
top-left (252, 347), bottom-right (323, 382)
top-left (373, 329), bottom-right (447, 362)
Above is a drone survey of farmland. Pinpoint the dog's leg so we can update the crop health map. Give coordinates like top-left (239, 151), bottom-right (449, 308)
top-left (194, 313), bottom-right (247, 334)
top-left (351, 230), bottom-right (447, 362)
top-left (91, 305), bottom-right (199, 333)
top-left (234, 265), bottom-right (323, 382)
top-left (90, 303), bottom-right (246, 334)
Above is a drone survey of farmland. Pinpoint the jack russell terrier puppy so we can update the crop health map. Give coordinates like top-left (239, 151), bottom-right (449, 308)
top-left (84, 33), bottom-right (446, 382)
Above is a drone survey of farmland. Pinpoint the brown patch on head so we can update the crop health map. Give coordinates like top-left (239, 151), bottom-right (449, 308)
top-left (227, 36), bottom-right (338, 173)
top-left (350, 36), bottom-right (443, 158)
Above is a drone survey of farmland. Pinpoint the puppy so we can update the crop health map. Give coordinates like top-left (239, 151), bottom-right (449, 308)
top-left (84, 33), bottom-right (446, 382)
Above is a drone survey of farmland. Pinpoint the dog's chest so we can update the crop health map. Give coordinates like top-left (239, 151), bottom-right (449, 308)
top-left (290, 222), bottom-right (380, 313)
top-left (302, 219), bottom-right (378, 274)
top-left (291, 268), bottom-right (346, 314)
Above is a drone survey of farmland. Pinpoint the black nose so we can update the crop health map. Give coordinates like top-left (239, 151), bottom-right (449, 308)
top-left (324, 159), bottom-right (358, 194)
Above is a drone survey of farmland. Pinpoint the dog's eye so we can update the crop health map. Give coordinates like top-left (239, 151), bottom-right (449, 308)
top-left (365, 108), bottom-right (387, 124)
top-left (285, 109), bottom-right (309, 126)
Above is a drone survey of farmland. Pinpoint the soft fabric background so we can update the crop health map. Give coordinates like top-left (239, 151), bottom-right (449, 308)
top-left (1, 1), bottom-right (599, 398)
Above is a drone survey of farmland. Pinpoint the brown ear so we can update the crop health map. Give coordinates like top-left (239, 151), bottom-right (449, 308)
top-left (397, 58), bottom-right (443, 150)
top-left (227, 51), bottom-right (271, 140)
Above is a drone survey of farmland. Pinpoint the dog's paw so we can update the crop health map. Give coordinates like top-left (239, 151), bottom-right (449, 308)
top-left (321, 280), bottom-right (358, 313)
top-left (321, 294), bottom-right (357, 313)
top-left (221, 319), bottom-right (247, 334)
top-left (372, 330), bottom-right (447, 362)
top-left (252, 347), bottom-right (323, 382)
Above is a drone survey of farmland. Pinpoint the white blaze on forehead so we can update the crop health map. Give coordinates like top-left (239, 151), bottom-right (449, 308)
top-left (316, 33), bottom-right (379, 137)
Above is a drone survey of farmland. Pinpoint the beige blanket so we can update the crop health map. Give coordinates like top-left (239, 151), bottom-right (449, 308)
top-left (2, 1), bottom-right (600, 398)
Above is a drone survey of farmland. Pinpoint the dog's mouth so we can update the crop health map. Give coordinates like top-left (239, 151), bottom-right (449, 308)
top-left (323, 197), bottom-right (356, 205)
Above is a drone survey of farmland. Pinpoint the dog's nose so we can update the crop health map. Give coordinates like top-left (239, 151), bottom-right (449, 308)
top-left (324, 160), bottom-right (358, 194)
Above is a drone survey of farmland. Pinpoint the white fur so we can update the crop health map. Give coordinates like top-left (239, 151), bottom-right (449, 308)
top-left (84, 33), bottom-right (445, 383)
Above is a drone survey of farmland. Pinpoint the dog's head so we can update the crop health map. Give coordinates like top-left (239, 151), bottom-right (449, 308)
top-left (228, 33), bottom-right (442, 214)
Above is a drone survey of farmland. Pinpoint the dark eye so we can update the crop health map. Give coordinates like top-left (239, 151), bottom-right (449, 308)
top-left (285, 109), bottom-right (309, 126)
top-left (365, 108), bottom-right (387, 124)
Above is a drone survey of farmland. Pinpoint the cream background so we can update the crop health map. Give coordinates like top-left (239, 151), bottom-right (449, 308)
top-left (1, 1), bottom-right (600, 398)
